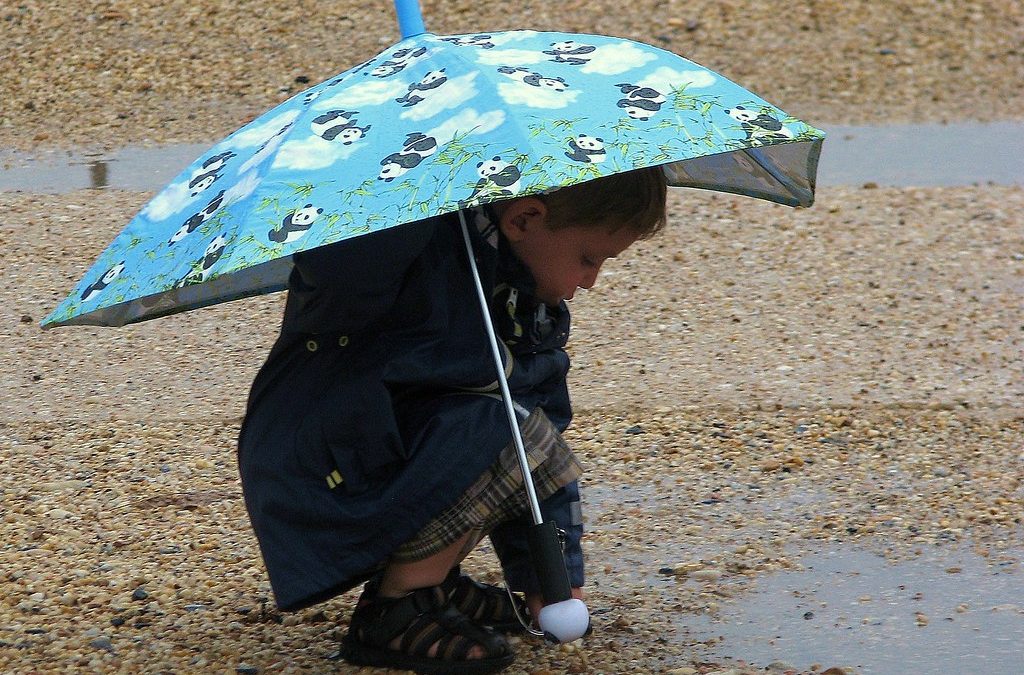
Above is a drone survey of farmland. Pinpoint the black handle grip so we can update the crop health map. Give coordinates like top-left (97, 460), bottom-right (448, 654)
top-left (526, 520), bottom-right (572, 604)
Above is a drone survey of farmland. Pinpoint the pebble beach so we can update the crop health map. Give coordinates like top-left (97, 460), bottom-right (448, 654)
top-left (2, 1), bottom-right (1022, 674)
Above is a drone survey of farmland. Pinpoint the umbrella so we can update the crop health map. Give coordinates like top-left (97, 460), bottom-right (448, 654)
top-left (41, 0), bottom-right (824, 643)
top-left (41, 3), bottom-right (822, 330)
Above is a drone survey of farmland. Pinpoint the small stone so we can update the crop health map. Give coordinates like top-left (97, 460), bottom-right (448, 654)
top-left (915, 612), bottom-right (929, 626)
top-left (667, 668), bottom-right (697, 675)
top-left (236, 665), bottom-right (258, 675)
top-left (625, 425), bottom-right (644, 435)
top-left (90, 636), bottom-right (115, 652)
top-left (803, 611), bottom-right (815, 620)
top-left (131, 588), bottom-right (148, 601)
top-left (691, 569), bottom-right (722, 581)
top-left (20, 314), bottom-right (33, 323)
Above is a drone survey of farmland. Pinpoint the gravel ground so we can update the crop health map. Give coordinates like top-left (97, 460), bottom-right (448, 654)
top-left (1, 185), bottom-right (1022, 673)
top-left (2, 0), bottom-right (1023, 153)
top-left (3, 0), bottom-right (1023, 672)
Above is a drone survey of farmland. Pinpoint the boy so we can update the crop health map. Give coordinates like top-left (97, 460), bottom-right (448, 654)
top-left (238, 165), bottom-right (667, 673)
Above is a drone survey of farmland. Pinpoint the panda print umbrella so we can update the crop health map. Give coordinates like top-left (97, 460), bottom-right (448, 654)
top-left (42, 0), bottom-right (823, 330)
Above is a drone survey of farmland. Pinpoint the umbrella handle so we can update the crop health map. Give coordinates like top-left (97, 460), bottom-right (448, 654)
top-left (456, 210), bottom-right (544, 526)
top-left (393, 0), bottom-right (427, 39)
top-left (457, 211), bottom-right (582, 637)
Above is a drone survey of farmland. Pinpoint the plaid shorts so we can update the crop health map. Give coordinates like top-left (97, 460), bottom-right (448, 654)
top-left (392, 406), bottom-right (582, 562)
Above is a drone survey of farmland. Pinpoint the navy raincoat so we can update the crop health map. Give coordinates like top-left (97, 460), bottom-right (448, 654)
top-left (238, 209), bottom-right (584, 611)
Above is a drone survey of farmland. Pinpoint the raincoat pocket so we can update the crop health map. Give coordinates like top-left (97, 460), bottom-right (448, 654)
top-left (298, 372), bottom-right (408, 497)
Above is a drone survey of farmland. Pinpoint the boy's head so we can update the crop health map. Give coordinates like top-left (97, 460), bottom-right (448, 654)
top-left (495, 166), bottom-right (667, 306)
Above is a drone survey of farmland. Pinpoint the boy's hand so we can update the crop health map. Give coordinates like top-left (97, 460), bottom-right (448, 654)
top-left (525, 586), bottom-right (585, 626)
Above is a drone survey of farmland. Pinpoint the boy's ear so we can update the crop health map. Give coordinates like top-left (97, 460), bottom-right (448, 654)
top-left (497, 197), bottom-right (548, 242)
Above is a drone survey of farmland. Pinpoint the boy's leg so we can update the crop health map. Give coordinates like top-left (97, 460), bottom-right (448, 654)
top-left (378, 530), bottom-right (476, 597)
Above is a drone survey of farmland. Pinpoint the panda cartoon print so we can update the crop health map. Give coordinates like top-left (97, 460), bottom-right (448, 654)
top-left (311, 110), bottom-right (371, 145)
top-left (497, 66), bottom-right (568, 92)
top-left (269, 204), bottom-right (324, 244)
top-left (377, 133), bottom-right (438, 182)
top-left (544, 41), bottom-right (596, 66)
top-left (395, 69), bottom-right (448, 107)
top-left (177, 234), bottom-right (228, 287)
top-left (187, 151), bottom-right (235, 197)
top-left (440, 34), bottom-right (495, 49)
top-left (565, 134), bottom-right (606, 163)
top-left (460, 156), bottom-right (522, 206)
top-left (725, 105), bottom-right (795, 146)
top-left (369, 46), bottom-right (428, 78)
top-left (169, 190), bottom-right (226, 245)
top-left (80, 262), bottom-right (125, 302)
top-left (615, 83), bottom-right (666, 121)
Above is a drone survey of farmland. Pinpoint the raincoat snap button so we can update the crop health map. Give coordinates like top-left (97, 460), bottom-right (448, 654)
top-left (338, 335), bottom-right (349, 347)
top-left (306, 339), bottom-right (318, 352)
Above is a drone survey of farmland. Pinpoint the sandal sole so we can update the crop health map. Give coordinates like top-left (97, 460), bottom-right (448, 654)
top-left (339, 633), bottom-right (515, 675)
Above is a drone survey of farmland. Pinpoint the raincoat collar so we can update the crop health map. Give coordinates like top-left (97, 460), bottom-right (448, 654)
top-left (467, 205), bottom-right (566, 351)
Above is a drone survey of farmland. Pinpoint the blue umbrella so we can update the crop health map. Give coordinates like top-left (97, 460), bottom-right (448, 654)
top-left (42, 0), bottom-right (824, 643)
top-left (42, 2), bottom-right (822, 330)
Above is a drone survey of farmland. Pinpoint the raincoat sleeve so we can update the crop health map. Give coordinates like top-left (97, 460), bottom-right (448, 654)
top-left (281, 220), bottom-right (438, 335)
top-left (489, 480), bottom-right (584, 594)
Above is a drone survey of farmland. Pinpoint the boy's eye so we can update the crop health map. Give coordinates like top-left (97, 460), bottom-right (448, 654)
top-left (581, 256), bottom-right (597, 268)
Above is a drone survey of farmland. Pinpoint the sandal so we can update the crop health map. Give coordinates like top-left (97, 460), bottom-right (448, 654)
top-left (442, 566), bottom-right (530, 633)
top-left (340, 584), bottom-right (515, 674)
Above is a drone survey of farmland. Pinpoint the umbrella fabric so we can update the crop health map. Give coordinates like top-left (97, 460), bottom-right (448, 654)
top-left (43, 29), bottom-right (823, 329)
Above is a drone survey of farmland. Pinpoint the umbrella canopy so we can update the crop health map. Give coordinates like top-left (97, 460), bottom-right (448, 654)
top-left (42, 3), bottom-right (823, 329)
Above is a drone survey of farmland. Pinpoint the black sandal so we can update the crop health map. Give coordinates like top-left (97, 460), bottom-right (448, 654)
top-left (340, 585), bottom-right (515, 674)
top-left (442, 566), bottom-right (530, 633)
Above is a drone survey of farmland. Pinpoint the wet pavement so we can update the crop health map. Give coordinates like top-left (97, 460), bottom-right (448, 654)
top-left (684, 545), bottom-right (1024, 674)
top-left (1, 122), bottom-right (1022, 193)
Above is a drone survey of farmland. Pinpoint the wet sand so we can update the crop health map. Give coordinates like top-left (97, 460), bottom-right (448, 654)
top-left (2, 186), bottom-right (1022, 673)
top-left (2, 0), bottom-right (1023, 673)
top-left (2, 1), bottom-right (1023, 153)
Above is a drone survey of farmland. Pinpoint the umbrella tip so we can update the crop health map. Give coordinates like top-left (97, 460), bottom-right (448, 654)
top-left (393, 0), bottom-right (427, 39)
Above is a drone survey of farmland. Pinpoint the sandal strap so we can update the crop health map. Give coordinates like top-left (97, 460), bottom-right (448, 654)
top-left (444, 567), bottom-right (527, 625)
top-left (349, 584), bottom-right (510, 660)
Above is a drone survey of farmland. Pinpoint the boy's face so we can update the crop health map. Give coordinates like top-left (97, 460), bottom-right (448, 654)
top-left (498, 198), bottom-right (640, 306)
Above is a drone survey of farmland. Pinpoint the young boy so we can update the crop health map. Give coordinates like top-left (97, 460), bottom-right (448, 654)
top-left (238, 165), bottom-right (667, 674)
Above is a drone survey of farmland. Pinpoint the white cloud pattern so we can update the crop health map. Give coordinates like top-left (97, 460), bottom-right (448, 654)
top-left (428, 108), bottom-right (506, 145)
top-left (314, 79), bottom-right (406, 109)
top-left (639, 66), bottom-right (717, 92)
top-left (580, 42), bottom-right (657, 75)
top-left (399, 72), bottom-right (479, 121)
top-left (271, 135), bottom-right (362, 171)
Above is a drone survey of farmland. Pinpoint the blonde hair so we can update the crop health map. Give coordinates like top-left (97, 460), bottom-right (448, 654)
top-left (537, 166), bottom-right (668, 239)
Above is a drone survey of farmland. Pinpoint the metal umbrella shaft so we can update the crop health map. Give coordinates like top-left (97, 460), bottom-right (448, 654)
top-left (457, 211), bottom-right (573, 605)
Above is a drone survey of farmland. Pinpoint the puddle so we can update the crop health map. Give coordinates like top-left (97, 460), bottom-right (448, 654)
top-left (688, 545), bottom-right (1024, 674)
top-left (0, 143), bottom-right (210, 193)
top-left (818, 122), bottom-right (1023, 188)
top-left (1, 122), bottom-right (1021, 193)
top-left (584, 482), bottom-right (1024, 673)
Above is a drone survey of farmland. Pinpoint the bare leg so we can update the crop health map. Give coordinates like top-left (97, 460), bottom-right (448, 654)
top-left (378, 530), bottom-right (477, 597)
top-left (375, 530), bottom-right (486, 659)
